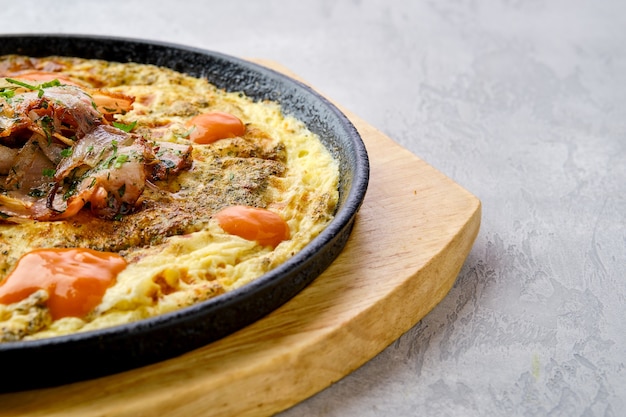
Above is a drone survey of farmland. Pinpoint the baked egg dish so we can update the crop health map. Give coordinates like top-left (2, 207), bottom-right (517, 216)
top-left (0, 55), bottom-right (339, 341)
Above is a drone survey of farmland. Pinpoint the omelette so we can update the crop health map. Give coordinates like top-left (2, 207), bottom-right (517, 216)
top-left (0, 55), bottom-right (339, 341)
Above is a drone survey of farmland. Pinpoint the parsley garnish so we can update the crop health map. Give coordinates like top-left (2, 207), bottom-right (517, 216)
top-left (114, 154), bottom-right (129, 169)
top-left (39, 79), bottom-right (61, 89)
top-left (42, 168), bottom-right (56, 177)
top-left (112, 120), bottom-right (137, 133)
top-left (39, 115), bottom-right (54, 143)
top-left (0, 88), bottom-right (15, 99)
top-left (5, 77), bottom-right (62, 98)
top-left (28, 188), bottom-right (46, 198)
top-left (5, 78), bottom-right (38, 90)
top-left (179, 126), bottom-right (194, 138)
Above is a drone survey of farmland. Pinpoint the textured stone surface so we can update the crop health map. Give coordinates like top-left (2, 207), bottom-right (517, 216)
top-left (3, 1), bottom-right (625, 415)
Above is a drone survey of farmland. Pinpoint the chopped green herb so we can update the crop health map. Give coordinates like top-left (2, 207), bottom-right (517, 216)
top-left (5, 78), bottom-right (38, 90)
top-left (102, 154), bottom-right (116, 169)
top-left (179, 126), bottom-right (195, 138)
top-left (39, 115), bottom-right (54, 143)
top-left (107, 194), bottom-right (116, 209)
top-left (0, 89), bottom-right (15, 99)
top-left (60, 147), bottom-right (73, 158)
top-left (28, 188), bottom-right (46, 198)
top-left (61, 179), bottom-right (79, 201)
top-left (114, 154), bottom-right (129, 169)
top-left (112, 120), bottom-right (137, 133)
top-left (39, 79), bottom-right (61, 89)
top-left (6, 77), bottom-right (62, 99)
top-left (118, 184), bottom-right (126, 197)
top-left (42, 168), bottom-right (56, 177)
top-left (162, 160), bottom-right (176, 169)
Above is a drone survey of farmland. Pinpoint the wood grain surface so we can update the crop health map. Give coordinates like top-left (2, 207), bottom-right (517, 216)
top-left (0, 62), bottom-right (481, 417)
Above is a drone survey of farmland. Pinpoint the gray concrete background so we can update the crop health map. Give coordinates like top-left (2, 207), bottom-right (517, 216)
top-left (3, 1), bottom-right (624, 415)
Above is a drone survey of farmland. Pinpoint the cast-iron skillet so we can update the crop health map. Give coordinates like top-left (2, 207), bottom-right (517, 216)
top-left (0, 34), bottom-right (369, 392)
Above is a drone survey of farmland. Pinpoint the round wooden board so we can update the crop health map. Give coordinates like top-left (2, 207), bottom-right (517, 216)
top-left (0, 61), bottom-right (481, 417)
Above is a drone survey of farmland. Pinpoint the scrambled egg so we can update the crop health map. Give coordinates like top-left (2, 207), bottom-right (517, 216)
top-left (0, 56), bottom-right (339, 340)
